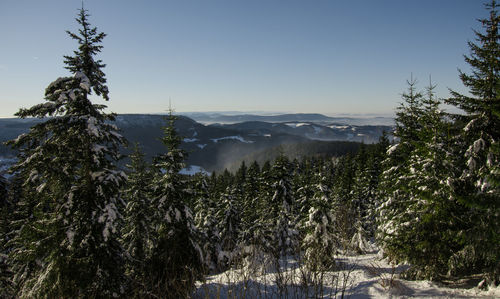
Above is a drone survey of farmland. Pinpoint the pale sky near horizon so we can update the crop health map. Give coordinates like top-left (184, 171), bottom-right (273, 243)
top-left (0, 0), bottom-right (489, 118)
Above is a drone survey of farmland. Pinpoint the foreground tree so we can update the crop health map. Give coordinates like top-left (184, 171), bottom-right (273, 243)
top-left (7, 8), bottom-right (126, 297)
top-left (400, 81), bottom-right (460, 279)
top-left (376, 78), bottom-right (425, 264)
top-left (0, 174), bottom-right (12, 297)
top-left (269, 153), bottom-right (299, 257)
top-left (193, 174), bottom-right (221, 272)
top-left (446, 0), bottom-right (500, 282)
top-left (302, 172), bottom-right (337, 271)
top-left (146, 111), bottom-right (204, 297)
top-left (216, 186), bottom-right (242, 267)
top-left (122, 143), bottom-right (154, 294)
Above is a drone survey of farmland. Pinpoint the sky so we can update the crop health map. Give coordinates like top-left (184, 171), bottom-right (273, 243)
top-left (0, 0), bottom-right (489, 118)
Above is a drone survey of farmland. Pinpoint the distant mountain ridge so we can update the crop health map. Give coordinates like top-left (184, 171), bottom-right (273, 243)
top-left (182, 112), bottom-right (394, 126)
top-left (0, 113), bottom-right (393, 172)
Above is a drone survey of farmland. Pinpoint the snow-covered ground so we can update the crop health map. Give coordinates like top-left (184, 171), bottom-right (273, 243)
top-left (194, 251), bottom-right (499, 298)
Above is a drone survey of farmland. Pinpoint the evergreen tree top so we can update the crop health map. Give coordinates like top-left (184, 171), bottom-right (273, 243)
top-left (64, 6), bottom-right (109, 100)
top-left (447, 0), bottom-right (499, 117)
top-left (161, 109), bottom-right (183, 152)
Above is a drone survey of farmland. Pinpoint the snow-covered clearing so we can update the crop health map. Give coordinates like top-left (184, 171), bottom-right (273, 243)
top-left (194, 251), bottom-right (499, 298)
top-left (285, 122), bottom-right (310, 128)
top-left (329, 125), bottom-right (350, 130)
top-left (211, 136), bottom-right (254, 144)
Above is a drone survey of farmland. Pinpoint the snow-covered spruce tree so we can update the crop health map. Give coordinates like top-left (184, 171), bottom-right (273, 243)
top-left (349, 161), bottom-right (373, 253)
top-left (269, 153), bottom-right (299, 257)
top-left (0, 174), bottom-right (7, 205)
top-left (349, 144), bottom-right (371, 245)
top-left (193, 174), bottom-right (211, 228)
top-left (400, 81), bottom-right (460, 279)
top-left (445, 0), bottom-right (500, 282)
top-left (333, 154), bottom-right (356, 204)
top-left (302, 172), bottom-right (337, 271)
top-left (216, 186), bottom-right (243, 268)
top-left (376, 78), bottom-right (424, 263)
top-left (7, 7), bottom-right (126, 297)
top-left (234, 161), bottom-right (247, 193)
top-left (0, 255), bottom-right (11, 298)
top-left (0, 175), bottom-right (8, 233)
top-left (369, 132), bottom-right (390, 208)
top-left (216, 169), bottom-right (235, 195)
top-left (360, 137), bottom-right (388, 240)
top-left (239, 161), bottom-right (261, 240)
top-left (193, 174), bottom-right (221, 272)
top-left (252, 159), bottom-right (275, 254)
top-left (147, 111), bottom-right (204, 297)
top-left (350, 139), bottom-right (388, 252)
top-left (350, 144), bottom-right (368, 217)
top-left (331, 154), bottom-right (357, 250)
top-left (0, 174), bottom-right (13, 298)
top-left (252, 162), bottom-right (282, 263)
top-left (294, 158), bottom-right (318, 237)
top-left (122, 143), bottom-right (154, 293)
top-left (236, 161), bottom-right (276, 270)
top-left (4, 171), bottom-right (36, 298)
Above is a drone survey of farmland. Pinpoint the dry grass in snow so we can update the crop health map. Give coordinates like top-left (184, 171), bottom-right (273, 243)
top-left (194, 251), bottom-right (500, 298)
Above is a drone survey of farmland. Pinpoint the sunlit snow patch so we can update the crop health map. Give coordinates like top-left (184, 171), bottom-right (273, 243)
top-left (285, 122), bottom-right (310, 128)
top-left (211, 136), bottom-right (254, 143)
top-left (329, 125), bottom-right (349, 129)
top-left (194, 250), bottom-right (499, 298)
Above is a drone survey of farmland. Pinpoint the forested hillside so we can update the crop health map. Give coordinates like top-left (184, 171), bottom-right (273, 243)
top-left (0, 1), bottom-right (499, 298)
top-left (0, 114), bottom-right (390, 172)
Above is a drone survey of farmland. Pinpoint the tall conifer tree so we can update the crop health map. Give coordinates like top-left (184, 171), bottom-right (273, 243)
top-left (377, 78), bottom-right (424, 263)
top-left (193, 174), bottom-right (221, 272)
top-left (302, 172), bottom-right (337, 270)
top-left (0, 174), bottom-right (12, 297)
top-left (217, 186), bottom-right (242, 267)
top-left (401, 81), bottom-right (458, 279)
top-left (269, 153), bottom-right (299, 257)
top-left (122, 143), bottom-right (153, 293)
top-left (7, 7), bottom-right (126, 297)
top-left (446, 0), bottom-right (500, 282)
top-left (147, 110), bottom-right (204, 297)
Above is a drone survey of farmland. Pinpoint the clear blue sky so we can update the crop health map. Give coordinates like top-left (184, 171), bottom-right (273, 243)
top-left (0, 0), bottom-right (488, 117)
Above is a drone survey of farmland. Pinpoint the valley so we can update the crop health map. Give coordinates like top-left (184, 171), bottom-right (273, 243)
top-left (0, 113), bottom-right (392, 174)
